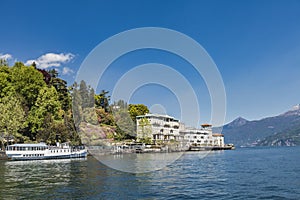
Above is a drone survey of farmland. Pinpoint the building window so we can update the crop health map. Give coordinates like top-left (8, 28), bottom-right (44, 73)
top-left (153, 122), bottom-right (160, 127)
top-left (164, 124), bottom-right (170, 128)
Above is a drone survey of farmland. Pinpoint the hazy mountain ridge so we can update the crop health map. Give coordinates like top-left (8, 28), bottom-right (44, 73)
top-left (257, 124), bottom-right (300, 146)
top-left (215, 104), bottom-right (300, 147)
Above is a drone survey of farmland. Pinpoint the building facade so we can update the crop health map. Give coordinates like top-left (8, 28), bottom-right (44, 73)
top-left (212, 133), bottom-right (225, 147)
top-left (136, 113), bottom-right (225, 147)
top-left (136, 114), bottom-right (181, 142)
top-left (180, 124), bottom-right (214, 146)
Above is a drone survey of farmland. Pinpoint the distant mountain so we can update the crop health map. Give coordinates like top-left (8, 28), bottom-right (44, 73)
top-left (227, 117), bottom-right (248, 128)
top-left (257, 124), bottom-right (300, 146)
top-left (215, 104), bottom-right (300, 147)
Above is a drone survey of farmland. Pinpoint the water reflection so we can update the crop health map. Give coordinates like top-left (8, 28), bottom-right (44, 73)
top-left (93, 151), bottom-right (184, 173)
top-left (1, 148), bottom-right (299, 199)
top-left (0, 158), bottom-right (86, 199)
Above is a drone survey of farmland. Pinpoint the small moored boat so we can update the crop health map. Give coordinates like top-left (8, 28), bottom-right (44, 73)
top-left (5, 142), bottom-right (87, 161)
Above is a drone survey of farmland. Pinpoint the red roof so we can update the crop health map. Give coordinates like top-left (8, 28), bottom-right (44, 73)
top-left (212, 133), bottom-right (224, 137)
top-left (201, 124), bottom-right (212, 127)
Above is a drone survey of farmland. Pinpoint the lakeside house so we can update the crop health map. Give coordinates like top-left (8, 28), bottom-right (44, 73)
top-left (136, 113), bottom-right (225, 148)
top-left (136, 114), bottom-right (182, 142)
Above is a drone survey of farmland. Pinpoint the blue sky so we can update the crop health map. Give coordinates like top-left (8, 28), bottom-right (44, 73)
top-left (1, 0), bottom-right (300, 126)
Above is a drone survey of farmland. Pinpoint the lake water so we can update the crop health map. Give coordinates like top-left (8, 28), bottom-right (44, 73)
top-left (0, 147), bottom-right (300, 199)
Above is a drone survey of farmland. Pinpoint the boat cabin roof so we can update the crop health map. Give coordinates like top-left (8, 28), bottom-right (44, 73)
top-left (8, 143), bottom-right (48, 147)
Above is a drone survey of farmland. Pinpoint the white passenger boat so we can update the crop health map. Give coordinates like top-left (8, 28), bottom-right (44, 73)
top-left (5, 142), bottom-right (87, 161)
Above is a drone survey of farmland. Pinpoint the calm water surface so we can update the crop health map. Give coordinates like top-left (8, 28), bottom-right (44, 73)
top-left (0, 147), bottom-right (300, 199)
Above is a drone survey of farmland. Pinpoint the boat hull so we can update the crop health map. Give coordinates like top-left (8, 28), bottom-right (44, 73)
top-left (6, 143), bottom-right (88, 161)
top-left (8, 151), bottom-right (87, 161)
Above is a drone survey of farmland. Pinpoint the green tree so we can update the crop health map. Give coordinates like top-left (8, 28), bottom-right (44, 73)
top-left (113, 108), bottom-right (136, 140)
top-left (63, 113), bottom-right (81, 145)
top-left (27, 86), bottom-right (62, 137)
top-left (10, 62), bottom-right (46, 109)
top-left (70, 82), bottom-right (83, 127)
top-left (110, 100), bottom-right (136, 140)
top-left (79, 80), bottom-right (90, 109)
top-left (128, 104), bottom-right (149, 123)
top-left (95, 107), bottom-right (115, 126)
top-left (50, 75), bottom-right (71, 111)
top-left (0, 95), bottom-right (26, 142)
top-left (0, 67), bottom-right (14, 98)
top-left (0, 59), bottom-right (8, 67)
top-left (48, 68), bottom-right (59, 78)
top-left (95, 90), bottom-right (110, 112)
top-left (137, 117), bottom-right (152, 143)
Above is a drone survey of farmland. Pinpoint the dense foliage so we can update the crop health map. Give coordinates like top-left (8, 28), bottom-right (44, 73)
top-left (0, 61), bottom-right (79, 146)
top-left (0, 60), bottom-right (149, 147)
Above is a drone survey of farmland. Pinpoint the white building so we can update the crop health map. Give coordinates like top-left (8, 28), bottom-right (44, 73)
top-left (180, 124), bottom-right (214, 146)
top-left (136, 114), bottom-right (182, 142)
top-left (136, 114), bottom-right (225, 147)
top-left (212, 133), bottom-right (225, 147)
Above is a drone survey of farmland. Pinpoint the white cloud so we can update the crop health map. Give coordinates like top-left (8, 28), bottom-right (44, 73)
top-left (62, 67), bottom-right (74, 75)
top-left (25, 53), bottom-right (74, 69)
top-left (0, 53), bottom-right (12, 60)
top-left (25, 59), bottom-right (36, 66)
